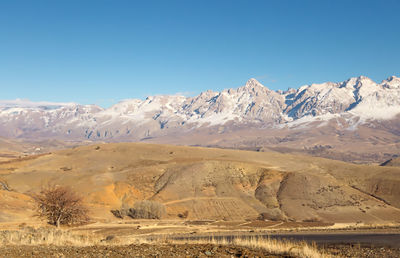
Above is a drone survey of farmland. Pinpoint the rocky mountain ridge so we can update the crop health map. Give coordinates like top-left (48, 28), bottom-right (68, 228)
top-left (1, 75), bottom-right (399, 142)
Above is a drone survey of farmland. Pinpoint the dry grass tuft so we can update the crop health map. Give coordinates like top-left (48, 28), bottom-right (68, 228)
top-left (156, 235), bottom-right (331, 258)
top-left (0, 227), bottom-right (100, 246)
top-left (0, 227), bottom-right (330, 257)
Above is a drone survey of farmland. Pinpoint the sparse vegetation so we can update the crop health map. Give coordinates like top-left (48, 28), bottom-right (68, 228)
top-left (111, 200), bottom-right (166, 219)
top-left (0, 227), bottom-right (100, 246)
top-left (0, 178), bottom-right (11, 191)
top-left (127, 200), bottom-right (166, 219)
top-left (110, 209), bottom-right (125, 219)
top-left (0, 227), bottom-right (327, 257)
top-left (1, 227), bottom-right (399, 257)
top-left (178, 210), bottom-right (189, 219)
top-left (302, 217), bottom-right (321, 223)
top-left (257, 212), bottom-right (270, 221)
top-left (33, 185), bottom-right (89, 227)
top-left (153, 235), bottom-right (330, 258)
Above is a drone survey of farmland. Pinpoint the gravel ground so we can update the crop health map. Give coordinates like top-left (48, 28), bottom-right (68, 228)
top-left (324, 244), bottom-right (400, 258)
top-left (0, 244), bottom-right (285, 258)
top-left (1, 243), bottom-right (400, 257)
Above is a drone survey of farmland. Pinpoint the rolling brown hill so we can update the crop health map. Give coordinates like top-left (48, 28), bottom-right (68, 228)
top-left (0, 137), bottom-right (91, 163)
top-left (1, 143), bottom-right (400, 224)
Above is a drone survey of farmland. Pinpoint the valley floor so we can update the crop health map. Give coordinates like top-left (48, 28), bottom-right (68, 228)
top-left (1, 236), bottom-right (400, 258)
top-left (1, 221), bottom-right (400, 257)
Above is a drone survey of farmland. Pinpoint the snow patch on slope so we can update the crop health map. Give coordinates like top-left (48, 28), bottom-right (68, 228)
top-left (0, 75), bottom-right (400, 140)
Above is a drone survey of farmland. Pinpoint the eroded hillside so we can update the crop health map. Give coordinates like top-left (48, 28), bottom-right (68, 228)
top-left (1, 143), bottom-right (400, 224)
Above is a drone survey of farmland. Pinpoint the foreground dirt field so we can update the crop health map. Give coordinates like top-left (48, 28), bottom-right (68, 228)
top-left (0, 244), bottom-right (284, 258)
top-left (1, 243), bottom-right (400, 258)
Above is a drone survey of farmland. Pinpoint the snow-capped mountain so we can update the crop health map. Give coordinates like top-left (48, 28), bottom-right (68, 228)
top-left (1, 75), bottom-right (400, 141)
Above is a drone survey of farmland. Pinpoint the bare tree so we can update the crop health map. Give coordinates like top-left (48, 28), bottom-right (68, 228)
top-left (33, 185), bottom-right (89, 227)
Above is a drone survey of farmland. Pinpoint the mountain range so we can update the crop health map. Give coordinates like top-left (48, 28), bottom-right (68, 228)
top-left (1, 75), bottom-right (400, 163)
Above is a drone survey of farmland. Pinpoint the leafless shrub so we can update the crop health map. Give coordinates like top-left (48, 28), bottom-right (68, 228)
top-left (33, 185), bottom-right (89, 227)
top-left (127, 200), bottom-right (166, 219)
top-left (0, 179), bottom-right (11, 191)
top-left (258, 212), bottom-right (286, 221)
top-left (110, 209), bottom-right (124, 219)
top-left (257, 212), bottom-right (269, 221)
top-left (302, 217), bottom-right (321, 223)
top-left (178, 210), bottom-right (189, 219)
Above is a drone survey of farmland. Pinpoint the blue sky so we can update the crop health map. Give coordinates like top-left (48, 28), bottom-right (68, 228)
top-left (1, 0), bottom-right (399, 107)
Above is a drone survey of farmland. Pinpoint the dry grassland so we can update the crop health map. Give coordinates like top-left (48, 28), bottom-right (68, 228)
top-left (0, 227), bottom-right (328, 258)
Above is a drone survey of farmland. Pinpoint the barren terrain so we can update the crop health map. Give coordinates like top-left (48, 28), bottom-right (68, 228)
top-left (1, 142), bottom-right (400, 257)
top-left (1, 143), bottom-right (400, 224)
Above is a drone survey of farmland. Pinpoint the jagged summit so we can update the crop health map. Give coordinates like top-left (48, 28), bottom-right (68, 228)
top-left (245, 78), bottom-right (264, 87)
top-left (242, 78), bottom-right (268, 91)
top-left (357, 75), bottom-right (371, 80)
top-left (341, 75), bottom-right (373, 87)
top-left (0, 75), bottom-right (399, 140)
top-left (382, 75), bottom-right (400, 89)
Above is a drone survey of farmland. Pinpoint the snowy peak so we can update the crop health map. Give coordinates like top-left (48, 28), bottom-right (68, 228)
top-left (382, 75), bottom-right (400, 89)
top-left (341, 75), bottom-right (375, 89)
top-left (0, 75), bottom-right (399, 140)
top-left (245, 78), bottom-right (265, 88)
top-left (241, 78), bottom-right (269, 94)
top-left (387, 75), bottom-right (400, 82)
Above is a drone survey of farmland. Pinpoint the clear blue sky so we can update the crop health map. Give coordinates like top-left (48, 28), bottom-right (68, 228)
top-left (1, 0), bottom-right (399, 107)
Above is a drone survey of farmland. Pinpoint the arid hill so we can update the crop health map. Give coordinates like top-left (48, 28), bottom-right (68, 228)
top-left (0, 137), bottom-right (91, 162)
top-left (1, 143), bottom-right (400, 224)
